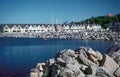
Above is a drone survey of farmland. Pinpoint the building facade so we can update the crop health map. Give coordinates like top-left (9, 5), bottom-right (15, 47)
top-left (109, 22), bottom-right (120, 32)
top-left (2, 24), bottom-right (103, 33)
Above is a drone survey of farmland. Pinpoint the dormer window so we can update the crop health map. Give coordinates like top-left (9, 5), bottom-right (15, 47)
top-left (18, 25), bottom-right (21, 29)
top-left (25, 25), bottom-right (29, 29)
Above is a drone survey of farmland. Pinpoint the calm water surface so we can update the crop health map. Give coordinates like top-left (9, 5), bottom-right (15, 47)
top-left (0, 38), bottom-right (114, 77)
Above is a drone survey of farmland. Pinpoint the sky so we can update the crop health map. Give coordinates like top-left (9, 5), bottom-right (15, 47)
top-left (0, 0), bottom-right (120, 24)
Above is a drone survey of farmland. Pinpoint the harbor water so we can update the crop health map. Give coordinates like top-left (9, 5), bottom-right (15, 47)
top-left (0, 38), bottom-right (114, 77)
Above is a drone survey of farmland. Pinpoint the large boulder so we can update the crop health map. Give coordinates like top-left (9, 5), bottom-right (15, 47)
top-left (48, 58), bottom-right (55, 66)
top-left (57, 49), bottom-right (77, 64)
top-left (87, 49), bottom-right (103, 62)
top-left (95, 67), bottom-right (112, 77)
top-left (62, 55), bottom-right (74, 64)
top-left (59, 68), bottom-right (74, 77)
top-left (109, 49), bottom-right (120, 65)
top-left (56, 58), bottom-right (66, 67)
top-left (114, 67), bottom-right (120, 77)
top-left (36, 63), bottom-right (45, 71)
top-left (63, 49), bottom-right (76, 57)
top-left (76, 47), bottom-right (103, 63)
top-left (75, 47), bottom-right (89, 58)
top-left (86, 75), bottom-right (97, 77)
top-left (114, 55), bottom-right (120, 65)
top-left (107, 44), bottom-right (120, 66)
top-left (107, 44), bottom-right (120, 56)
top-left (103, 54), bottom-right (119, 75)
top-left (30, 72), bottom-right (38, 77)
top-left (66, 63), bottom-right (84, 76)
top-left (78, 53), bottom-right (97, 67)
top-left (35, 63), bottom-right (49, 77)
top-left (82, 66), bottom-right (92, 75)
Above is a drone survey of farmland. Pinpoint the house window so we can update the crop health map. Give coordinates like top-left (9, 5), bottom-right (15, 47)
top-left (18, 30), bottom-right (21, 32)
top-left (4, 31), bottom-right (8, 32)
top-left (13, 30), bottom-right (16, 32)
top-left (25, 30), bottom-right (28, 32)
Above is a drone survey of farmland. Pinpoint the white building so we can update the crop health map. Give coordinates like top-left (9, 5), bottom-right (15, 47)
top-left (2, 24), bottom-right (103, 33)
top-left (3, 25), bottom-right (11, 33)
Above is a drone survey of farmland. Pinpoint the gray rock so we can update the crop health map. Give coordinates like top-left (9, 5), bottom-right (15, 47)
top-left (38, 72), bottom-right (44, 77)
top-left (95, 51), bottom-right (103, 61)
top-left (31, 68), bottom-right (38, 72)
top-left (103, 54), bottom-right (119, 75)
top-left (56, 58), bottom-right (65, 63)
top-left (86, 75), bottom-right (97, 77)
top-left (108, 44), bottom-right (120, 66)
top-left (87, 48), bottom-right (96, 55)
top-left (51, 68), bottom-right (57, 77)
top-left (75, 47), bottom-right (88, 58)
top-left (61, 49), bottom-right (78, 58)
top-left (57, 49), bottom-right (78, 65)
top-left (36, 63), bottom-right (45, 71)
top-left (108, 44), bottom-right (120, 57)
top-left (110, 49), bottom-right (120, 65)
top-left (114, 55), bottom-right (120, 65)
top-left (87, 49), bottom-right (103, 62)
top-left (81, 64), bottom-right (88, 71)
top-left (78, 53), bottom-right (97, 66)
top-left (89, 55), bottom-right (98, 63)
top-left (96, 67), bottom-right (112, 77)
top-left (48, 58), bottom-right (55, 66)
top-left (56, 58), bottom-right (66, 67)
top-left (59, 68), bottom-right (74, 77)
top-left (90, 66), bottom-right (97, 75)
top-left (66, 63), bottom-right (84, 76)
top-left (82, 66), bottom-right (92, 75)
top-left (62, 55), bottom-right (76, 64)
top-left (30, 72), bottom-right (38, 77)
top-left (112, 49), bottom-right (120, 58)
top-left (30, 47), bottom-right (120, 77)
top-left (56, 69), bottom-right (60, 76)
top-left (114, 67), bottom-right (120, 77)
top-left (65, 49), bottom-right (75, 55)
top-left (61, 49), bottom-right (74, 55)
top-left (55, 50), bottom-right (66, 58)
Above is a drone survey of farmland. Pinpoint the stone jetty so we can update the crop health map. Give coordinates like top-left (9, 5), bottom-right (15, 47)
top-left (30, 46), bottom-right (120, 77)
top-left (0, 31), bottom-right (119, 41)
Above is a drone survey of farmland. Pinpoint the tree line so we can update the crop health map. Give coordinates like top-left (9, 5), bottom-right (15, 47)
top-left (71, 13), bottom-right (120, 29)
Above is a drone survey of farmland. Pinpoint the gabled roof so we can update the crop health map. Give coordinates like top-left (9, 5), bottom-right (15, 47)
top-left (3, 25), bottom-right (10, 29)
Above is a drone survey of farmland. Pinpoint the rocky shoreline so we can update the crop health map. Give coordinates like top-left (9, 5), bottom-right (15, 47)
top-left (30, 45), bottom-right (120, 77)
top-left (0, 31), bottom-right (119, 41)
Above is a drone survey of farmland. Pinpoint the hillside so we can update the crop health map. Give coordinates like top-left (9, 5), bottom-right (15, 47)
top-left (72, 13), bottom-right (120, 29)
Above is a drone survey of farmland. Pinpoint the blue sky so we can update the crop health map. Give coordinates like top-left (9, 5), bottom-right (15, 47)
top-left (0, 0), bottom-right (120, 24)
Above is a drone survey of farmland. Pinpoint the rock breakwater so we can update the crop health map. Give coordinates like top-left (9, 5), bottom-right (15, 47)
top-left (1, 31), bottom-right (119, 41)
top-left (30, 46), bottom-right (120, 77)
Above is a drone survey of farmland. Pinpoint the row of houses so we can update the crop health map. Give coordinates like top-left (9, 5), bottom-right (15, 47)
top-left (109, 22), bottom-right (120, 32)
top-left (2, 24), bottom-right (103, 33)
